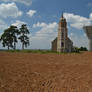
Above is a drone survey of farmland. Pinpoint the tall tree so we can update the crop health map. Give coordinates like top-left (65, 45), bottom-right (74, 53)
top-left (0, 28), bottom-right (13, 50)
top-left (18, 24), bottom-right (30, 50)
top-left (9, 26), bottom-right (19, 50)
top-left (0, 26), bottom-right (19, 50)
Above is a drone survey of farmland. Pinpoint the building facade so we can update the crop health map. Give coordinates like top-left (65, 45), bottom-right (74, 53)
top-left (51, 14), bottom-right (73, 52)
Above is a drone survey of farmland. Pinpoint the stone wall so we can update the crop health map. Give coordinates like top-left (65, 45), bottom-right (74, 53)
top-left (51, 38), bottom-right (57, 52)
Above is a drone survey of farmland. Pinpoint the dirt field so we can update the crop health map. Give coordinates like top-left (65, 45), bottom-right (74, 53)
top-left (0, 51), bottom-right (92, 92)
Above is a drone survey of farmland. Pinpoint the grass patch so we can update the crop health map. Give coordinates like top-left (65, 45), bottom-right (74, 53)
top-left (3, 49), bottom-right (57, 54)
top-left (0, 49), bottom-right (81, 54)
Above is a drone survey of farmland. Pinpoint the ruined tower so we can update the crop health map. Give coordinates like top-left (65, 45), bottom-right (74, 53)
top-left (57, 14), bottom-right (68, 52)
top-left (52, 13), bottom-right (73, 52)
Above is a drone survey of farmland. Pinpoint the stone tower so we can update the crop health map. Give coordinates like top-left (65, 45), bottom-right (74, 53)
top-left (51, 13), bottom-right (73, 52)
top-left (57, 14), bottom-right (68, 52)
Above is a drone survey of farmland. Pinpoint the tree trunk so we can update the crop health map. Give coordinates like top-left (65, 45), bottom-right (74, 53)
top-left (14, 42), bottom-right (16, 50)
top-left (22, 43), bottom-right (24, 50)
top-left (8, 46), bottom-right (9, 50)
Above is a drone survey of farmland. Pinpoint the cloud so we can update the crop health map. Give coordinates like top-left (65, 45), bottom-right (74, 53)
top-left (1, 0), bottom-right (32, 6)
top-left (29, 22), bottom-right (58, 49)
top-left (0, 3), bottom-right (22, 18)
top-left (0, 19), bottom-right (8, 31)
top-left (89, 13), bottom-right (92, 20)
top-left (33, 22), bottom-right (47, 28)
top-left (0, 20), bottom-right (9, 49)
top-left (69, 32), bottom-right (88, 49)
top-left (31, 14), bottom-right (90, 49)
top-left (88, 3), bottom-right (92, 7)
top-left (30, 13), bottom-right (91, 49)
top-left (0, 22), bottom-right (57, 49)
top-left (27, 10), bottom-right (36, 17)
top-left (0, 12), bottom-right (91, 49)
top-left (64, 13), bottom-right (92, 29)
top-left (12, 20), bottom-right (27, 28)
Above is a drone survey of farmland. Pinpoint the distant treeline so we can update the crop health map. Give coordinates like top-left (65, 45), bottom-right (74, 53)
top-left (74, 46), bottom-right (88, 52)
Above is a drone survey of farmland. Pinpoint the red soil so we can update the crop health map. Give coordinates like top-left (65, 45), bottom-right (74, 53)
top-left (0, 52), bottom-right (92, 92)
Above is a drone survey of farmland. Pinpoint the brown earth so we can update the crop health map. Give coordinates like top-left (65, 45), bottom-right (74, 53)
top-left (0, 51), bottom-right (92, 92)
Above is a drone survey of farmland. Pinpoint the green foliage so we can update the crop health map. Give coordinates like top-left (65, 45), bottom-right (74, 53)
top-left (9, 25), bottom-right (19, 50)
top-left (73, 47), bottom-right (80, 53)
top-left (0, 28), bottom-right (13, 49)
top-left (0, 24), bottom-right (30, 50)
top-left (73, 46), bottom-right (88, 53)
top-left (79, 47), bottom-right (88, 51)
top-left (0, 25), bottom-right (19, 50)
top-left (18, 24), bottom-right (30, 50)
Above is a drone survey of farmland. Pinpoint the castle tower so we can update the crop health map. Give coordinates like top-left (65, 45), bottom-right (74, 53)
top-left (57, 14), bottom-right (68, 52)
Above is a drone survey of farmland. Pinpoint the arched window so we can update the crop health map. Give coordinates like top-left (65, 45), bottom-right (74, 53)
top-left (61, 42), bottom-right (64, 47)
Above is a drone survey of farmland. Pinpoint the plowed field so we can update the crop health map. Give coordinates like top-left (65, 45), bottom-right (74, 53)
top-left (0, 52), bottom-right (92, 92)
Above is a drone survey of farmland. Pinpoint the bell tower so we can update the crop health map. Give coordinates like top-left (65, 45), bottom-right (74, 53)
top-left (57, 13), bottom-right (68, 52)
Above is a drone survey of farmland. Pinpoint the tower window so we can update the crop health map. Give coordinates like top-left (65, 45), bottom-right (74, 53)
top-left (61, 42), bottom-right (64, 47)
top-left (62, 32), bottom-right (64, 37)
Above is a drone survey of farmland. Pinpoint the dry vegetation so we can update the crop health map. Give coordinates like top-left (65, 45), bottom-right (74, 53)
top-left (0, 51), bottom-right (92, 92)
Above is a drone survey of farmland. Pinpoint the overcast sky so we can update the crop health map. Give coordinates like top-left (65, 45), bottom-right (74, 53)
top-left (0, 0), bottom-right (92, 49)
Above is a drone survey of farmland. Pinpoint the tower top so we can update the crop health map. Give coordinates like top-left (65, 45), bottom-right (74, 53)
top-left (59, 12), bottom-right (67, 27)
top-left (61, 12), bottom-right (64, 18)
top-left (60, 12), bottom-right (66, 22)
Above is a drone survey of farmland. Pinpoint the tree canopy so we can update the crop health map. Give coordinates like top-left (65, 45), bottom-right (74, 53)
top-left (18, 24), bottom-right (30, 50)
top-left (0, 24), bottom-right (30, 50)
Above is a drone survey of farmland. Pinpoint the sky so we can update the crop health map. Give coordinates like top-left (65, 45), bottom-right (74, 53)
top-left (0, 0), bottom-right (92, 49)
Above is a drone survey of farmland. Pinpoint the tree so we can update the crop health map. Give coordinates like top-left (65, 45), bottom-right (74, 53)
top-left (18, 24), bottom-right (30, 50)
top-left (79, 47), bottom-right (88, 51)
top-left (73, 46), bottom-right (80, 53)
top-left (0, 26), bottom-right (19, 50)
top-left (9, 26), bottom-right (19, 50)
top-left (0, 28), bottom-right (13, 50)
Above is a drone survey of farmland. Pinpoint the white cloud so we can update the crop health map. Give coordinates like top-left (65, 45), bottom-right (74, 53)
top-left (0, 12), bottom-right (91, 50)
top-left (63, 13), bottom-right (91, 49)
top-left (33, 22), bottom-right (47, 28)
top-left (89, 13), bottom-right (92, 20)
top-left (0, 20), bottom-right (9, 49)
top-left (69, 32), bottom-right (88, 49)
top-left (0, 3), bottom-right (22, 18)
top-left (0, 19), bottom-right (8, 31)
top-left (64, 13), bottom-right (92, 29)
top-left (30, 13), bottom-right (91, 49)
top-left (12, 20), bottom-right (26, 28)
top-left (29, 22), bottom-right (58, 49)
top-left (2, 0), bottom-right (32, 6)
top-left (27, 10), bottom-right (36, 17)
